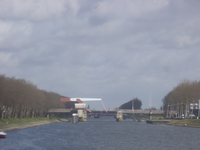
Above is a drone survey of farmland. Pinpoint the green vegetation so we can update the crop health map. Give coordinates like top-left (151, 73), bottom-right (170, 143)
top-left (134, 115), bottom-right (149, 121)
top-left (135, 115), bottom-right (164, 120)
top-left (167, 119), bottom-right (200, 127)
top-left (128, 115), bottom-right (164, 121)
top-left (0, 117), bottom-right (48, 127)
top-left (0, 116), bottom-right (71, 128)
top-left (0, 74), bottom-right (66, 119)
top-left (162, 80), bottom-right (200, 117)
top-left (48, 116), bottom-right (71, 120)
top-left (119, 98), bottom-right (142, 109)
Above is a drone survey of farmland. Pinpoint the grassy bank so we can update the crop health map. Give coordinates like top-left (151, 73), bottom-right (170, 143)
top-left (128, 115), bottom-right (164, 121)
top-left (0, 116), bottom-right (71, 128)
top-left (167, 119), bottom-right (200, 127)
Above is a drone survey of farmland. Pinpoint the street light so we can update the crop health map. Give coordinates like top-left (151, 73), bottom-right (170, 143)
top-left (180, 103), bottom-right (182, 118)
top-left (176, 103), bottom-right (178, 118)
top-left (171, 103), bottom-right (173, 118)
top-left (132, 99), bottom-right (134, 111)
top-left (198, 99), bottom-right (200, 119)
top-left (167, 104), bottom-right (170, 118)
top-left (192, 101), bottom-right (194, 115)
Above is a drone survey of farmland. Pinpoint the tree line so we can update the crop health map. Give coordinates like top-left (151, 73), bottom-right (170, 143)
top-left (0, 74), bottom-right (65, 119)
top-left (119, 98), bottom-right (142, 110)
top-left (162, 80), bottom-right (200, 118)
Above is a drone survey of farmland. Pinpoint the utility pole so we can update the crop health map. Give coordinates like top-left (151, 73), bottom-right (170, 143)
top-left (132, 99), bottom-right (134, 111)
top-left (192, 101), bottom-right (194, 115)
top-left (181, 102), bottom-right (182, 118)
top-left (185, 101), bottom-right (188, 118)
top-left (171, 103), bottom-right (173, 118)
top-left (149, 93), bottom-right (152, 110)
top-left (181, 101), bottom-right (183, 118)
top-left (176, 103), bottom-right (178, 118)
top-left (178, 103), bottom-right (180, 118)
top-left (170, 104), bottom-right (171, 118)
top-left (198, 99), bottom-right (200, 119)
top-left (167, 103), bottom-right (169, 118)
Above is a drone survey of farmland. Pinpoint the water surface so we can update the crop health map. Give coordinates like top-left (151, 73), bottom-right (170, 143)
top-left (0, 117), bottom-right (199, 150)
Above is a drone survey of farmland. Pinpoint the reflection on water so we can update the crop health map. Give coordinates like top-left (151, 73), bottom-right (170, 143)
top-left (0, 117), bottom-right (199, 150)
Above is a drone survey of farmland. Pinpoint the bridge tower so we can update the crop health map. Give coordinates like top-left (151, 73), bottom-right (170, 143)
top-left (60, 97), bottom-right (106, 123)
top-left (116, 111), bottom-right (123, 122)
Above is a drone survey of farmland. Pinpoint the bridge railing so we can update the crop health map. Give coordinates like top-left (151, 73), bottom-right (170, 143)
top-left (88, 109), bottom-right (163, 113)
top-left (48, 108), bottom-right (72, 112)
top-left (89, 109), bottom-right (117, 112)
top-left (47, 108), bottom-right (164, 114)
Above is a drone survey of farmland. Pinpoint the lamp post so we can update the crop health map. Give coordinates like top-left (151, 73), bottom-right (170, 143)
top-left (167, 104), bottom-right (170, 118)
top-left (171, 103), bottom-right (173, 118)
top-left (163, 103), bottom-right (164, 113)
top-left (166, 104), bottom-right (168, 118)
top-left (180, 101), bottom-right (183, 118)
top-left (176, 103), bottom-right (178, 118)
top-left (170, 103), bottom-right (172, 118)
top-left (132, 99), bottom-right (134, 111)
top-left (185, 101), bottom-right (187, 118)
top-left (192, 101), bottom-right (194, 115)
top-left (178, 103), bottom-right (180, 118)
top-left (198, 99), bottom-right (200, 119)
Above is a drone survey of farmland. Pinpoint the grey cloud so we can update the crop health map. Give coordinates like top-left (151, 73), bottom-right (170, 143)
top-left (0, 0), bottom-right (69, 21)
top-left (0, 0), bottom-right (199, 109)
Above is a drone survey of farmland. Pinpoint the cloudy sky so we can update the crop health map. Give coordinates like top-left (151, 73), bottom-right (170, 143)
top-left (0, 0), bottom-right (199, 110)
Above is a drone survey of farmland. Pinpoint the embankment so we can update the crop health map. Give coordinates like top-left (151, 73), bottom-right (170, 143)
top-left (0, 118), bottom-right (70, 132)
top-left (166, 119), bottom-right (200, 128)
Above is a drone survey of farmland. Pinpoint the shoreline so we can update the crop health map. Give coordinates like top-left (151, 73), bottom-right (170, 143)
top-left (165, 118), bottom-right (200, 128)
top-left (166, 122), bottom-right (200, 128)
top-left (145, 119), bottom-right (200, 128)
top-left (2, 118), bottom-right (200, 132)
top-left (0, 119), bottom-right (70, 132)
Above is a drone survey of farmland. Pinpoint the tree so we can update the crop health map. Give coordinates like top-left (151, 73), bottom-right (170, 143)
top-left (0, 74), bottom-right (65, 118)
top-left (64, 101), bottom-right (78, 109)
top-left (119, 98), bottom-right (142, 109)
top-left (162, 79), bottom-right (200, 118)
top-left (145, 107), bottom-right (156, 110)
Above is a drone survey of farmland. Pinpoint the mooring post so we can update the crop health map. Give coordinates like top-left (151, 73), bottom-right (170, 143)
top-left (47, 113), bottom-right (49, 119)
top-left (72, 113), bottom-right (79, 124)
top-left (149, 110), bottom-right (152, 120)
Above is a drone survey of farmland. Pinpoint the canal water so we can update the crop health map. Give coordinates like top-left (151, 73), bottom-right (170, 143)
top-left (0, 117), bottom-right (199, 150)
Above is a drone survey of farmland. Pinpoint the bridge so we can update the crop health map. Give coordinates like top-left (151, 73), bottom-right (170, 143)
top-left (89, 109), bottom-right (163, 116)
top-left (47, 109), bottom-right (164, 115)
top-left (48, 109), bottom-right (72, 113)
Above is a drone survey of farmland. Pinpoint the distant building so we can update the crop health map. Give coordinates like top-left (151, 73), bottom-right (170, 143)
top-left (189, 103), bottom-right (199, 116)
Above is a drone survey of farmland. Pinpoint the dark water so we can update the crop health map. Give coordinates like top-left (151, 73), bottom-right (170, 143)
top-left (0, 117), bottom-right (199, 150)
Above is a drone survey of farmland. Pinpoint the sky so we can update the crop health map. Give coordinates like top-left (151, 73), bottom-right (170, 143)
top-left (0, 0), bottom-right (199, 110)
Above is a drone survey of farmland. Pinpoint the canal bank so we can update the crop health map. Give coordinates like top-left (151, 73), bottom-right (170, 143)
top-left (166, 119), bottom-right (200, 128)
top-left (146, 120), bottom-right (171, 124)
top-left (146, 118), bottom-right (200, 128)
top-left (1, 117), bottom-right (200, 150)
top-left (0, 118), bottom-right (70, 132)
